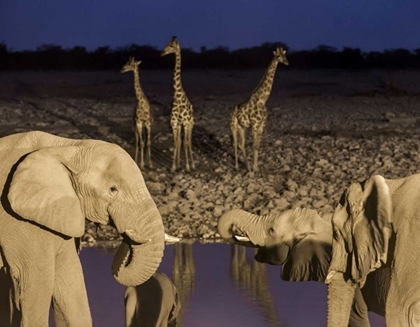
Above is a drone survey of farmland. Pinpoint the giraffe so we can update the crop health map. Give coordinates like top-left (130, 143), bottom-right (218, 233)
top-left (231, 47), bottom-right (289, 172)
top-left (161, 36), bottom-right (195, 172)
top-left (121, 56), bottom-right (153, 169)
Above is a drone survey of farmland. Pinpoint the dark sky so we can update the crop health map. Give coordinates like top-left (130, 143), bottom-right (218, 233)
top-left (1, 0), bottom-right (419, 52)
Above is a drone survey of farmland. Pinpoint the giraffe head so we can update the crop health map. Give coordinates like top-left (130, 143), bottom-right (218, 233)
top-left (273, 47), bottom-right (289, 66)
top-left (161, 36), bottom-right (180, 56)
top-left (121, 56), bottom-right (141, 73)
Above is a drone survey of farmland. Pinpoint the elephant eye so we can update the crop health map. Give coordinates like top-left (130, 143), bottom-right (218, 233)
top-left (109, 186), bottom-right (119, 196)
top-left (269, 227), bottom-right (275, 235)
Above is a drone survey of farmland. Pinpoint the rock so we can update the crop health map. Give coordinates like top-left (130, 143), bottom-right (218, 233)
top-left (313, 199), bottom-right (326, 208)
top-left (282, 190), bottom-right (296, 200)
top-left (146, 182), bottom-right (166, 195)
top-left (286, 179), bottom-right (298, 191)
top-left (233, 186), bottom-right (243, 194)
top-left (316, 159), bottom-right (329, 167)
top-left (223, 172), bottom-right (233, 183)
top-left (266, 200), bottom-right (275, 209)
top-left (274, 198), bottom-right (290, 210)
top-left (384, 111), bottom-right (396, 119)
top-left (260, 208), bottom-right (270, 215)
top-left (213, 205), bottom-right (225, 217)
top-left (158, 205), bottom-right (172, 216)
top-left (198, 224), bottom-right (210, 234)
top-left (168, 192), bottom-right (179, 200)
top-left (246, 182), bottom-right (259, 194)
top-left (291, 200), bottom-right (308, 208)
top-left (179, 204), bottom-right (191, 215)
top-left (185, 189), bottom-right (197, 200)
top-left (191, 213), bottom-right (202, 220)
top-left (298, 189), bottom-right (308, 197)
top-left (202, 202), bottom-right (215, 210)
top-left (282, 164), bottom-right (291, 172)
top-left (82, 234), bottom-right (96, 244)
top-left (243, 194), bottom-right (259, 210)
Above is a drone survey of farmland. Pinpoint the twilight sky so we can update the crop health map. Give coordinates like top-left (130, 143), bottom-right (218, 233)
top-left (1, 0), bottom-right (419, 52)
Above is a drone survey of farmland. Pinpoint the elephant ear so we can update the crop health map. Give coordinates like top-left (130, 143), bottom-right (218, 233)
top-left (328, 175), bottom-right (392, 286)
top-left (7, 147), bottom-right (85, 238)
top-left (281, 236), bottom-right (332, 282)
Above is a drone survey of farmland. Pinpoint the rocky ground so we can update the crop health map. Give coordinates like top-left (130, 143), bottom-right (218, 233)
top-left (1, 69), bottom-right (420, 244)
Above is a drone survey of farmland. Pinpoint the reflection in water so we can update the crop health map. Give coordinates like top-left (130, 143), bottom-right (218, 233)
top-left (124, 271), bottom-right (181, 327)
top-left (230, 245), bottom-right (279, 327)
top-left (172, 242), bottom-right (195, 327)
top-left (45, 243), bottom-right (385, 327)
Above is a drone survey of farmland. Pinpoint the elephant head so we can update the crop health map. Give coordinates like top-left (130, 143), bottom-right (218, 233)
top-left (217, 208), bottom-right (333, 282)
top-left (6, 142), bottom-right (165, 287)
top-left (325, 175), bottom-right (393, 326)
top-left (218, 174), bottom-right (394, 327)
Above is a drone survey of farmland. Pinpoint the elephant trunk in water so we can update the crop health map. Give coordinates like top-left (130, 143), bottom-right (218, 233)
top-left (111, 195), bottom-right (165, 287)
top-left (218, 209), bottom-right (267, 246)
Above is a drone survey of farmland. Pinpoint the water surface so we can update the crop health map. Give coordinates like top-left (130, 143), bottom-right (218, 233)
top-left (51, 242), bottom-right (385, 327)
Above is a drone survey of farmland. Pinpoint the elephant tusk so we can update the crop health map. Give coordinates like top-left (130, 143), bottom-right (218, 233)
top-left (325, 270), bottom-right (337, 284)
top-left (234, 235), bottom-right (251, 242)
top-left (124, 229), bottom-right (151, 245)
top-left (165, 233), bottom-right (181, 243)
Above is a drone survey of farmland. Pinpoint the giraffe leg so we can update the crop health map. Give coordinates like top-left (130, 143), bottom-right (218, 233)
top-left (183, 129), bottom-right (190, 173)
top-left (238, 125), bottom-right (249, 171)
top-left (187, 125), bottom-right (195, 170)
top-left (183, 125), bottom-right (192, 172)
top-left (139, 125), bottom-right (145, 169)
top-left (252, 122), bottom-right (265, 172)
top-left (171, 125), bottom-right (180, 172)
top-left (231, 120), bottom-right (239, 170)
top-left (134, 125), bottom-right (140, 165)
top-left (146, 124), bottom-right (153, 169)
top-left (176, 127), bottom-right (182, 169)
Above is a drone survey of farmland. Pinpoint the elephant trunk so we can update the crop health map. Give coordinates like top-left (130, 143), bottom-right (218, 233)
top-left (326, 272), bottom-right (356, 327)
top-left (111, 203), bottom-right (165, 287)
top-left (218, 209), bottom-right (267, 246)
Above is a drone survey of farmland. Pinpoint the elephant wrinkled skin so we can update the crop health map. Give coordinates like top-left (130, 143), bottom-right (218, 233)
top-left (218, 174), bottom-right (420, 327)
top-left (0, 131), bottom-right (165, 327)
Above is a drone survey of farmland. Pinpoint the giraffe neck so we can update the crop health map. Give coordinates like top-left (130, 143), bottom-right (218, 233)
top-left (173, 51), bottom-right (184, 94)
top-left (251, 57), bottom-right (280, 104)
top-left (133, 69), bottom-right (149, 114)
top-left (133, 68), bottom-right (144, 102)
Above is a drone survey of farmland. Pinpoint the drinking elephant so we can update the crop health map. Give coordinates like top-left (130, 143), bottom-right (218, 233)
top-left (0, 131), bottom-right (165, 327)
top-left (218, 174), bottom-right (420, 327)
top-left (125, 271), bottom-right (181, 327)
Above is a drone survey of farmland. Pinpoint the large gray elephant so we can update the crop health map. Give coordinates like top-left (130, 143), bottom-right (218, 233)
top-left (218, 174), bottom-right (420, 327)
top-left (125, 271), bottom-right (181, 327)
top-left (0, 131), bottom-right (165, 327)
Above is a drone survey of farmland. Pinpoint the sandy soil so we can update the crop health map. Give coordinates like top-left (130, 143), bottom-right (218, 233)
top-left (1, 69), bottom-right (420, 242)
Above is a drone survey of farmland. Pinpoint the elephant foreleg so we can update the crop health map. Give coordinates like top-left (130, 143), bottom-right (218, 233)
top-left (14, 266), bottom-right (54, 327)
top-left (0, 266), bottom-right (21, 327)
top-left (51, 240), bottom-right (92, 327)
